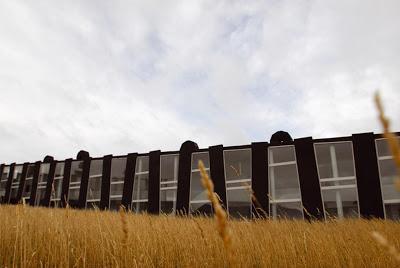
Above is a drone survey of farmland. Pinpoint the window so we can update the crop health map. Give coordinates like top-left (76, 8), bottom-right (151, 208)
top-left (10, 165), bottom-right (23, 201)
top-left (35, 163), bottom-right (51, 206)
top-left (22, 164), bottom-right (36, 203)
top-left (132, 156), bottom-right (149, 213)
top-left (376, 138), bottom-right (400, 219)
top-left (223, 149), bottom-right (252, 219)
top-left (50, 162), bottom-right (64, 207)
top-left (160, 154), bottom-right (179, 214)
top-left (86, 159), bottom-right (103, 209)
top-left (0, 166), bottom-right (10, 202)
top-left (314, 142), bottom-right (359, 219)
top-left (190, 152), bottom-right (212, 215)
top-left (268, 146), bottom-right (303, 219)
top-left (109, 157), bottom-right (127, 210)
top-left (68, 161), bottom-right (83, 206)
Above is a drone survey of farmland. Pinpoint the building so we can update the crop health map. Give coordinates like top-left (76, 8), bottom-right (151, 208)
top-left (0, 131), bottom-right (399, 220)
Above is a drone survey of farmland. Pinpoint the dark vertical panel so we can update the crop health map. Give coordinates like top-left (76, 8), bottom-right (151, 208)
top-left (148, 150), bottom-right (161, 214)
top-left (29, 161), bottom-right (42, 206)
top-left (294, 137), bottom-right (324, 220)
top-left (251, 142), bottom-right (269, 218)
top-left (100, 155), bottom-right (112, 210)
top-left (42, 161), bottom-right (57, 207)
top-left (121, 153), bottom-right (137, 209)
top-left (176, 141), bottom-right (198, 215)
top-left (4, 163), bottom-right (15, 203)
top-left (16, 163), bottom-right (29, 202)
top-left (78, 158), bottom-right (91, 209)
top-left (61, 159), bottom-right (72, 208)
top-left (209, 145), bottom-right (227, 209)
top-left (352, 133), bottom-right (385, 219)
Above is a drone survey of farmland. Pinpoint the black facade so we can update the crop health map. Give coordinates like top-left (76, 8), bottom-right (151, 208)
top-left (0, 131), bottom-right (399, 221)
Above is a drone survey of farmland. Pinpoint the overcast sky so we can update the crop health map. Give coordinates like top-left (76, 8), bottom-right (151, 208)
top-left (0, 0), bottom-right (399, 163)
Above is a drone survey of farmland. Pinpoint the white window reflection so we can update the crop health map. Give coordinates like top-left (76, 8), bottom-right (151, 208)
top-left (0, 166), bottom-right (10, 202)
top-left (132, 156), bottom-right (149, 213)
top-left (10, 165), bottom-right (23, 201)
top-left (268, 146), bottom-right (303, 219)
top-left (86, 159), bottom-right (103, 209)
top-left (109, 157), bottom-right (127, 210)
top-left (35, 163), bottom-right (50, 206)
top-left (22, 164), bottom-right (36, 203)
top-left (223, 149), bottom-right (252, 219)
top-left (314, 142), bottom-right (359, 219)
top-left (190, 152), bottom-right (212, 215)
top-left (68, 161), bottom-right (83, 206)
top-left (160, 154), bottom-right (179, 214)
top-left (376, 138), bottom-right (400, 220)
top-left (50, 162), bottom-right (64, 207)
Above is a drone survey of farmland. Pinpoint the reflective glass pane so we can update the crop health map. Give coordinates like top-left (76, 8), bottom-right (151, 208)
top-left (269, 164), bottom-right (301, 200)
top-left (0, 166), bottom-right (10, 199)
top-left (70, 161), bottom-right (83, 183)
top-left (190, 202), bottom-right (212, 216)
top-left (135, 157), bottom-right (149, 173)
top-left (315, 142), bottom-right (355, 179)
top-left (35, 163), bottom-right (50, 205)
top-left (385, 204), bottom-right (400, 220)
top-left (160, 189), bottom-right (177, 214)
top-left (111, 157), bottom-right (126, 183)
top-left (87, 160), bottom-right (103, 201)
top-left (270, 202), bottom-right (303, 219)
top-left (132, 202), bottom-right (148, 213)
top-left (110, 183), bottom-right (124, 196)
top-left (376, 138), bottom-right (400, 157)
top-left (377, 152), bottom-right (400, 201)
top-left (191, 152), bottom-right (210, 169)
top-left (87, 201), bottom-right (100, 209)
top-left (321, 188), bottom-right (359, 218)
top-left (190, 171), bottom-right (208, 202)
top-left (269, 146), bottom-right (296, 164)
top-left (10, 165), bottom-right (23, 199)
top-left (133, 174), bottom-right (148, 200)
top-left (160, 155), bottom-right (179, 183)
top-left (110, 199), bottom-right (122, 211)
top-left (224, 149), bottom-right (251, 181)
top-left (320, 179), bottom-right (357, 187)
top-left (51, 162), bottom-right (64, 202)
top-left (227, 188), bottom-right (251, 219)
top-left (22, 164), bottom-right (36, 200)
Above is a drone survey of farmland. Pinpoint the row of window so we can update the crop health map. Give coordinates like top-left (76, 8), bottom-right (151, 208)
top-left (0, 139), bottom-right (399, 220)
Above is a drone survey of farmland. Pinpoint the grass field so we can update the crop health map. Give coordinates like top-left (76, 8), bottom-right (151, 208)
top-left (0, 205), bottom-right (399, 267)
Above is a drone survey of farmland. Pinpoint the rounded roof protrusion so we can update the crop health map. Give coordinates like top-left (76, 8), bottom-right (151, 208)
top-left (76, 150), bottom-right (90, 160)
top-left (270, 131), bottom-right (293, 145)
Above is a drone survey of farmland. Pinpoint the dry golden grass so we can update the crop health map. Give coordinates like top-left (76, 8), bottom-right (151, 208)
top-left (0, 205), bottom-right (400, 267)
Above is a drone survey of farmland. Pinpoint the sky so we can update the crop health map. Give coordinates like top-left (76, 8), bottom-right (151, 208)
top-left (0, 0), bottom-right (400, 163)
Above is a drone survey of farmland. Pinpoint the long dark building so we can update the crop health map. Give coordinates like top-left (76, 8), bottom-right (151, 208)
top-left (0, 131), bottom-right (399, 220)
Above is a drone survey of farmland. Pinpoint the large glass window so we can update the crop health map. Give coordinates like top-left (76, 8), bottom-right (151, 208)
top-left (0, 166), bottom-right (10, 202)
top-left (314, 142), bottom-right (359, 219)
top-left (190, 152), bottom-right (212, 215)
top-left (22, 164), bottom-right (36, 203)
top-left (268, 146), bottom-right (303, 219)
top-left (10, 165), bottom-right (23, 201)
top-left (50, 162), bottom-right (64, 207)
top-left (160, 154), bottom-right (179, 214)
top-left (376, 138), bottom-right (400, 219)
top-left (132, 156), bottom-right (149, 213)
top-left (224, 149), bottom-right (252, 219)
top-left (110, 157), bottom-right (127, 210)
top-left (86, 159), bottom-right (103, 209)
top-left (68, 161), bottom-right (83, 206)
top-left (35, 163), bottom-right (51, 206)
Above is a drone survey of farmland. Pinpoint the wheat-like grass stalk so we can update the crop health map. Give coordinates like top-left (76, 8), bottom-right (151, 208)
top-left (375, 92), bottom-right (400, 191)
top-left (371, 231), bottom-right (400, 262)
top-left (198, 160), bottom-right (232, 260)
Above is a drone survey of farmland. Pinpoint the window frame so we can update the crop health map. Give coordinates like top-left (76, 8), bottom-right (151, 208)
top-left (267, 145), bottom-right (304, 220)
top-left (189, 151), bottom-right (212, 214)
top-left (313, 141), bottom-right (360, 219)
top-left (375, 137), bottom-right (400, 219)
top-left (131, 156), bottom-right (149, 213)
top-left (159, 154), bottom-right (179, 214)
top-left (223, 148), bottom-right (252, 218)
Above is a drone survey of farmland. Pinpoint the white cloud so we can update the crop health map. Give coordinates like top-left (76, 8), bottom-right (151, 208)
top-left (0, 0), bottom-right (399, 163)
